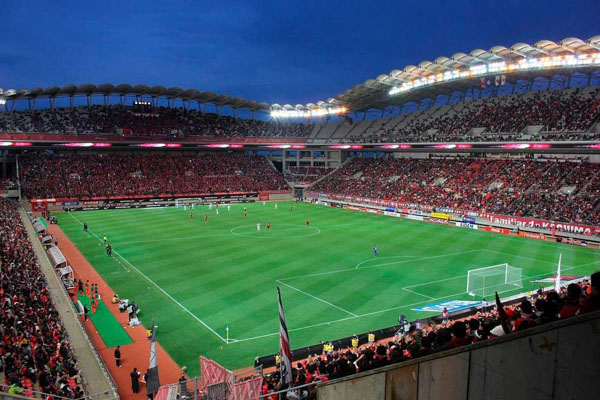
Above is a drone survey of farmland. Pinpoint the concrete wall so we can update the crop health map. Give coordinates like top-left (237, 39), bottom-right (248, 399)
top-left (316, 311), bottom-right (600, 400)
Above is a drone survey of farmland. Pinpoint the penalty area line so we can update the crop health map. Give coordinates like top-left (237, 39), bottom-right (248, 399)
top-left (67, 213), bottom-right (228, 344)
top-left (276, 279), bottom-right (358, 317)
top-left (401, 287), bottom-right (436, 300)
top-left (230, 260), bottom-right (599, 343)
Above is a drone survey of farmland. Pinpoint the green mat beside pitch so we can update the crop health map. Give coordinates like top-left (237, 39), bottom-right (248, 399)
top-left (79, 295), bottom-right (133, 348)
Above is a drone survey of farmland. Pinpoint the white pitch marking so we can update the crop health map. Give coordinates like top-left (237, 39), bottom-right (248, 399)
top-left (279, 249), bottom-right (481, 281)
top-left (401, 287), bottom-right (436, 300)
top-left (229, 260), bottom-right (599, 343)
top-left (276, 280), bottom-right (358, 317)
top-left (67, 213), bottom-right (228, 343)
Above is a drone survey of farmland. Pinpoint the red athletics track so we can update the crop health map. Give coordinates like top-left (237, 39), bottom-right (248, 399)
top-left (47, 222), bottom-right (185, 400)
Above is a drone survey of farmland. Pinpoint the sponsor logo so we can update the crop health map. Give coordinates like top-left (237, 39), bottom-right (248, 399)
top-left (481, 213), bottom-right (600, 236)
top-left (406, 214), bottom-right (424, 221)
top-left (385, 206), bottom-right (395, 212)
top-left (346, 206), bottom-right (361, 211)
top-left (456, 222), bottom-right (478, 230)
top-left (518, 231), bottom-right (547, 241)
top-left (429, 217), bottom-right (449, 225)
top-left (560, 238), bottom-right (587, 247)
top-left (485, 226), bottom-right (510, 235)
top-left (409, 209), bottom-right (423, 215)
top-left (462, 216), bottom-right (476, 224)
top-left (383, 211), bottom-right (402, 218)
top-left (431, 212), bottom-right (451, 220)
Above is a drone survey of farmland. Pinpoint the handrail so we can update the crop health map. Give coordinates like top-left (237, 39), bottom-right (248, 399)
top-left (0, 384), bottom-right (119, 400)
top-left (258, 381), bottom-right (322, 399)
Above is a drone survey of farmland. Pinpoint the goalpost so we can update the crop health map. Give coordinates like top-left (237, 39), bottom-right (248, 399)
top-left (466, 263), bottom-right (523, 298)
top-left (175, 198), bottom-right (197, 210)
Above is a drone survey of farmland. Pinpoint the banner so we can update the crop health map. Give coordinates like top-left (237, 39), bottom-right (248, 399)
top-left (200, 356), bottom-right (234, 392)
top-left (462, 216), bottom-right (476, 224)
top-left (146, 324), bottom-right (160, 396)
top-left (227, 377), bottom-right (262, 400)
top-left (518, 231), bottom-right (547, 241)
top-left (480, 213), bottom-right (600, 236)
top-left (277, 287), bottom-right (293, 385)
top-left (558, 237), bottom-right (587, 247)
top-left (431, 212), bottom-right (451, 220)
top-left (485, 226), bottom-right (510, 235)
top-left (406, 214), bottom-right (424, 221)
top-left (383, 211), bottom-right (402, 218)
top-left (429, 218), bottom-right (449, 225)
top-left (456, 222), bottom-right (478, 230)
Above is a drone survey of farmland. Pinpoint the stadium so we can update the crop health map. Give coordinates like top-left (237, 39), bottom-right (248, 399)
top-left (1, 4), bottom-right (600, 399)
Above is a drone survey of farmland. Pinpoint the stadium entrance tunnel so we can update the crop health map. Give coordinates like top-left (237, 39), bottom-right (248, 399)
top-left (230, 223), bottom-right (321, 238)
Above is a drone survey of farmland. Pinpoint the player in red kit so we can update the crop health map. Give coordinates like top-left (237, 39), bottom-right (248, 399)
top-left (243, 207), bottom-right (248, 219)
top-left (306, 217), bottom-right (310, 228)
top-left (204, 213), bottom-right (208, 223)
top-left (189, 210), bottom-right (194, 219)
top-left (266, 221), bottom-right (271, 230)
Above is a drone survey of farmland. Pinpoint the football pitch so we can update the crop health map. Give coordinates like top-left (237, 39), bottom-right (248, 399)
top-left (58, 202), bottom-right (600, 376)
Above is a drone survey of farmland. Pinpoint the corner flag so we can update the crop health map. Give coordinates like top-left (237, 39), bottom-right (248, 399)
top-left (555, 253), bottom-right (562, 293)
top-left (277, 287), bottom-right (292, 385)
top-left (147, 320), bottom-right (160, 396)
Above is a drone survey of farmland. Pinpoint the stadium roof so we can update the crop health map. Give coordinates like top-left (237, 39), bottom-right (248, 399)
top-left (1, 36), bottom-right (600, 116)
top-left (0, 84), bottom-right (271, 112)
top-left (273, 35), bottom-right (600, 116)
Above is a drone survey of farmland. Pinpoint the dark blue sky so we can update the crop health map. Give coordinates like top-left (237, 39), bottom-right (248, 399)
top-left (1, 0), bottom-right (598, 106)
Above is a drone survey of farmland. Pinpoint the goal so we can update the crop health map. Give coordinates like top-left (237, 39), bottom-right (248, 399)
top-left (175, 198), bottom-right (197, 209)
top-left (466, 263), bottom-right (522, 298)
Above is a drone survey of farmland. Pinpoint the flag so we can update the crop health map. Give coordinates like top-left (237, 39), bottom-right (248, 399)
top-left (480, 78), bottom-right (487, 88)
top-left (555, 254), bottom-right (562, 292)
top-left (147, 321), bottom-right (160, 396)
top-left (500, 74), bottom-right (506, 86)
top-left (495, 292), bottom-right (511, 334)
top-left (277, 287), bottom-right (292, 385)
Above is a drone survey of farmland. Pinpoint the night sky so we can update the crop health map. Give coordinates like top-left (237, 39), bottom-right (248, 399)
top-left (1, 0), bottom-right (598, 106)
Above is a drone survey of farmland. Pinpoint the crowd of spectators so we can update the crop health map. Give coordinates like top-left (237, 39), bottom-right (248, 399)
top-left (2, 88), bottom-right (599, 144)
top-left (0, 179), bottom-right (18, 192)
top-left (0, 198), bottom-right (84, 397)
top-left (0, 106), bottom-right (312, 138)
top-left (285, 167), bottom-right (334, 184)
top-left (350, 87), bottom-right (600, 143)
top-left (311, 156), bottom-right (600, 225)
top-left (261, 273), bottom-right (599, 399)
top-left (19, 151), bottom-right (288, 199)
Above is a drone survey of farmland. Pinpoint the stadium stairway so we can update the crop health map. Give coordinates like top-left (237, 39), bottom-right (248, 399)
top-left (307, 159), bottom-right (349, 188)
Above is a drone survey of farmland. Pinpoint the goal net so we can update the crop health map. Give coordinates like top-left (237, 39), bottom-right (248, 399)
top-left (175, 198), bottom-right (197, 209)
top-left (466, 263), bottom-right (522, 298)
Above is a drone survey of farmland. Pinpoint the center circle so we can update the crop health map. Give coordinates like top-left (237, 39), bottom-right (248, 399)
top-left (230, 223), bottom-right (321, 239)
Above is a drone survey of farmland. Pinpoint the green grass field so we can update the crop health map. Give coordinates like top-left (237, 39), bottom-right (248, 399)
top-left (58, 202), bottom-right (600, 376)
